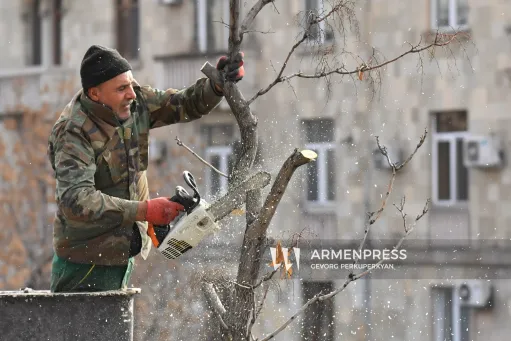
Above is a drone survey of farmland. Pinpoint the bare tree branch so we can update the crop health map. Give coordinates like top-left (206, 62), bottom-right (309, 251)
top-left (247, 149), bottom-right (317, 239)
top-left (175, 136), bottom-right (229, 178)
top-left (354, 199), bottom-right (430, 279)
top-left (240, 0), bottom-right (276, 42)
top-left (247, 32), bottom-right (309, 105)
top-left (285, 33), bottom-right (461, 81)
top-left (202, 282), bottom-right (229, 330)
top-left (247, 1), bottom-right (356, 104)
top-left (352, 129), bottom-right (427, 275)
top-left (393, 196), bottom-right (408, 232)
top-left (253, 267), bottom-right (279, 290)
top-left (214, 19), bottom-right (275, 35)
top-left (249, 31), bottom-right (464, 105)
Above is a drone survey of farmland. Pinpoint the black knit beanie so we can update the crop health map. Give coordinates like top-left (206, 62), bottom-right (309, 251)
top-left (80, 45), bottom-right (132, 90)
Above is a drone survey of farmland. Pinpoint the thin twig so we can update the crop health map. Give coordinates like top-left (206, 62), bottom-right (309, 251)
top-left (228, 280), bottom-right (252, 290)
top-left (240, 0), bottom-right (276, 42)
top-left (247, 31), bottom-right (308, 105)
top-left (259, 280), bottom-right (351, 341)
top-left (282, 34), bottom-right (459, 81)
top-left (246, 0), bottom-right (347, 104)
top-left (214, 19), bottom-right (275, 35)
top-left (247, 1), bottom-right (357, 104)
top-left (253, 267), bottom-right (280, 289)
top-left (393, 196), bottom-right (408, 232)
top-left (175, 137), bottom-right (229, 178)
top-left (250, 31), bottom-right (463, 104)
top-left (243, 28), bottom-right (275, 35)
top-left (354, 199), bottom-right (430, 279)
top-left (353, 130), bottom-right (427, 272)
top-left (394, 129), bottom-right (428, 171)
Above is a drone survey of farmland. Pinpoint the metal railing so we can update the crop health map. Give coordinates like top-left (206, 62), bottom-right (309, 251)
top-left (154, 52), bottom-right (227, 90)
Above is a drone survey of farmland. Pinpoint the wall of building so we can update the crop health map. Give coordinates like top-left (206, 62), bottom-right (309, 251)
top-left (2, 0), bottom-right (511, 340)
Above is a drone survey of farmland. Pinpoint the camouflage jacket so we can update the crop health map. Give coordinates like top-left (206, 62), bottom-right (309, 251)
top-left (48, 78), bottom-right (222, 265)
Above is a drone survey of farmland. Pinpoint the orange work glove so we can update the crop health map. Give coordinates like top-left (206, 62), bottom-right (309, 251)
top-left (212, 52), bottom-right (245, 94)
top-left (145, 197), bottom-right (185, 226)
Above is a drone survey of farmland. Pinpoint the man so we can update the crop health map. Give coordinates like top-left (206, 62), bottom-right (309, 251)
top-left (47, 45), bottom-right (244, 292)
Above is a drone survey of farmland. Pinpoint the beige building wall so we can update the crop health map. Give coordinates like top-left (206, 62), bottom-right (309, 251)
top-left (2, 0), bottom-right (511, 340)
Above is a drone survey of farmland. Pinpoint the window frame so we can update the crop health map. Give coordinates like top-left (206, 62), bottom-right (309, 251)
top-left (430, 0), bottom-right (469, 31)
top-left (304, 141), bottom-right (336, 204)
top-left (301, 281), bottom-right (335, 340)
top-left (27, 0), bottom-right (42, 66)
top-left (304, 0), bottom-right (335, 44)
top-left (196, 0), bottom-right (208, 52)
top-left (52, 0), bottom-right (63, 65)
top-left (116, 0), bottom-right (140, 61)
top-left (197, 0), bottom-right (229, 52)
top-left (431, 115), bottom-right (469, 207)
top-left (432, 286), bottom-right (471, 341)
top-left (204, 145), bottom-right (232, 199)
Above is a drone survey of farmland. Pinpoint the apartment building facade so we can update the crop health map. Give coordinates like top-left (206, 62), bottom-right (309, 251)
top-left (2, 0), bottom-right (511, 340)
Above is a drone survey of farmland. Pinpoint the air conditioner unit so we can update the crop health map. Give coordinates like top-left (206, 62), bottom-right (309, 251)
top-left (373, 145), bottom-right (404, 170)
top-left (457, 280), bottom-right (493, 308)
top-left (463, 135), bottom-right (504, 168)
top-left (159, 0), bottom-right (183, 5)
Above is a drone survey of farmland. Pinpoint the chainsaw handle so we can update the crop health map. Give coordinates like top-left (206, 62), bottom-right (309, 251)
top-left (183, 171), bottom-right (200, 199)
top-left (170, 186), bottom-right (196, 213)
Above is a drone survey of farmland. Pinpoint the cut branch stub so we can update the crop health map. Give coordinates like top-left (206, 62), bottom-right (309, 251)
top-left (247, 149), bottom-right (317, 239)
top-left (300, 149), bottom-right (317, 161)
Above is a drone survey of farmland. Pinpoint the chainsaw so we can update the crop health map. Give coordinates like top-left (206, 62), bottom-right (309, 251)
top-left (148, 170), bottom-right (271, 260)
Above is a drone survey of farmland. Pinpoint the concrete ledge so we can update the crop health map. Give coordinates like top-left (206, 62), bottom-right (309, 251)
top-left (0, 288), bottom-right (140, 341)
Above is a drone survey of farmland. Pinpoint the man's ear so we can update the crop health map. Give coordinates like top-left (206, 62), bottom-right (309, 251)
top-left (87, 87), bottom-right (100, 101)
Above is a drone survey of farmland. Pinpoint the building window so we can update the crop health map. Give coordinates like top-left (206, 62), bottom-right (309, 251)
top-left (195, 0), bottom-right (229, 52)
top-left (116, 0), bottom-right (139, 60)
top-left (303, 119), bottom-right (336, 203)
top-left (431, 111), bottom-right (468, 206)
top-left (27, 0), bottom-right (42, 65)
top-left (202, 124), bottom-right (234, 198)
top-left (52, 0), bottom-right (63, 65)
top-left (304, 0), bottom-right (333, 43)
top-left (431, 0), bottom-right (469, 30)
top-left (24, 0), bottom-right (62, 66)
top-left (432, 287), bottom-right (470, 341)
top-left (302, 281), bottom-right (334, 341)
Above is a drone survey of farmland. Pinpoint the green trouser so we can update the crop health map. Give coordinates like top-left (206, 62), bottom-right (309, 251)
top-left (50, 254), bottom-right (135, 293)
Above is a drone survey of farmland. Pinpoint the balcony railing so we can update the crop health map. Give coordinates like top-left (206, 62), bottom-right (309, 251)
top-left (154, 52), bottom-right (227, 90)
top-left (0, 67), bottom-right (44, 113)
top-left (0, 67), bottom-right (77, 114)
top-left (153, 51), bottom-right (257, 106)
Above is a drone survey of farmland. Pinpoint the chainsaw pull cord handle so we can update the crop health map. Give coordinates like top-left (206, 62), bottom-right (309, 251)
top-left (147, 223), bottom-right (160, 247)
